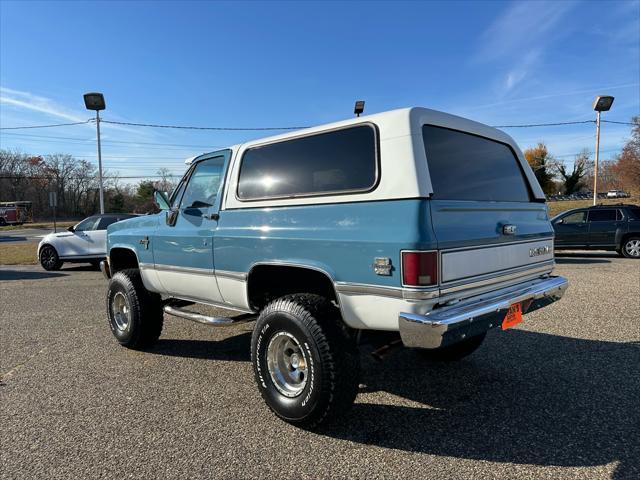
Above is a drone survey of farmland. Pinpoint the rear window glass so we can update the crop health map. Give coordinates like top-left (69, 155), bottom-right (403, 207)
top-left (237, 125), bottom-right (377, 200)
top-left (627, 207), bottom-right (640, 220)
top-left (422, 125), bottom-right (531, 202)
top-left (97, 217), bottom-right (120, 230)
top-left (588, 209), bottom-right (618, 222)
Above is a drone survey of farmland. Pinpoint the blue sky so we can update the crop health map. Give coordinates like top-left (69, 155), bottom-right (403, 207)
top-left (1, 0), bottom-right (638, 180)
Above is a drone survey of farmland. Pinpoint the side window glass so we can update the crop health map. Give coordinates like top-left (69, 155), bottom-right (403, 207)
top-left (562, 211), bottom-right (586, 224)
top-left (169, 165), bottom-right (195, 208)
top-left (97, 217), bottom-right (119, 230)
top-left (588, 209), bottom-right (616, 222)
top-left (237, 125), bottom-right (377, 200)
top-left (75, 217), bottom-right (99, 232)
top-left (180, 157), bottom-right (226, 209)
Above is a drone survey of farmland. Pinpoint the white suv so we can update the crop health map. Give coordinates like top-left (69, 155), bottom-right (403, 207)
top-left (38, 214), bottom-right (136, 270)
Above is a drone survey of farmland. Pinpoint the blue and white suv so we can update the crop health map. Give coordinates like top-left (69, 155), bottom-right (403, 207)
top-left (101, 107), bottom-right (568, 428)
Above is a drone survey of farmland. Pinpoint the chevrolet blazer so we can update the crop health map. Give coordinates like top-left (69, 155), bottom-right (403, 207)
top-left (101, 107), bottom-right (568, 428)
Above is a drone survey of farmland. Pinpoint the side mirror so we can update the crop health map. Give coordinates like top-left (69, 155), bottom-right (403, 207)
top-left (153, 190), bottom-right (171, 211)
top-left (166, 208), bottom-right (179, 227)
top-left (556, 219), bottom-right (564, 225)
top-left (67, 225), bottom-right (75, 232)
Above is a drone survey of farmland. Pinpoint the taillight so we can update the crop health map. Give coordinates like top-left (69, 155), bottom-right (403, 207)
top-left (402, 251), bottom-right (438, 287)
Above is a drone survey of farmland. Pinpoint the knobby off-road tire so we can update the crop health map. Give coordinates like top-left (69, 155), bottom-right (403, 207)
top-left (251, 294), bottom-right (360, 429)
top-left (106, 268), bottom-right (163, 349)
top-left (621, 236), bottom-right (640, 259)
top-left (418, 332), bottom-right (487, 361)
top-left (39, 245), bottom-right (63, 271)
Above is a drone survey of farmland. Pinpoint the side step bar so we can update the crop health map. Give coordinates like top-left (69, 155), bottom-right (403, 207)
top-left (163, 304), bottom-right (255, 326)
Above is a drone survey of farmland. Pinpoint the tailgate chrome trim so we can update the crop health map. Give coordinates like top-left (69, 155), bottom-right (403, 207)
top-left (440, 260), bottom-right (554, 295)
top-left (440, 239), bottom-right (554, 283)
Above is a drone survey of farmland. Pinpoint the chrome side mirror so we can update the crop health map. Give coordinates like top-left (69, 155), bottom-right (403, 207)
top-left (166, 208), bottom-right (179, 227)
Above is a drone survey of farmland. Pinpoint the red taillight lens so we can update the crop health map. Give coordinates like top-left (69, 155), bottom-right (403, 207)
top-left (402, 251), bottom-right (438, 286)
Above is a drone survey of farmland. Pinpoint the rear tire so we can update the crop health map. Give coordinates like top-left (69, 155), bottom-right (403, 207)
top-left (251, 294), bottom-right (360, 429)
top-left (39, 245), bottom-right (63, 271)
top-left (417, 332), bottom-right (487, 361)
top-left (106, 268), bottom-right (163, 349)
top-left (621, 237), bottom-right (640, 259)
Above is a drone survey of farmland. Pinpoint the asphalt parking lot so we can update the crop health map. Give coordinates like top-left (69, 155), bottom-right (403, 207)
top-left (0, 228), bottom-right (52, 244)
top-left (1, 254), bottom-right (638, 479)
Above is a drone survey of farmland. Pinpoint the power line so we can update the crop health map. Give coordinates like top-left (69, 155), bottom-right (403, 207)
top-left (0, 131), bottom-right (221, 148)
top-left (0, 174), bottom-right (182, 180)
top-left (1, 117), bottom-right (635, 131)
top-left (99, 119), bottom-right (307, 131)
top-left (601, 120), bottom-right (637, 126)
top-left (492, 120), bottom-right (596, 128)
top-left (0, 120), bottom-right (92, 130)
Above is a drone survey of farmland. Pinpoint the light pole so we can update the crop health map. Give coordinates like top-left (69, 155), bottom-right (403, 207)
top-left (83, 92), bottom-right (106, 214)
top-left (592, 95), bottom-right (614, 206)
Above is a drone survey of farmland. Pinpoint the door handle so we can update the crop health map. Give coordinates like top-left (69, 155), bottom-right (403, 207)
top-left (204, 213), bottom-right (219, 221)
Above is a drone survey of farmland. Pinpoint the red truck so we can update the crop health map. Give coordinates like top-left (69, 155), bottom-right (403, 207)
top-left (0, 201), bottom-right (33, 226)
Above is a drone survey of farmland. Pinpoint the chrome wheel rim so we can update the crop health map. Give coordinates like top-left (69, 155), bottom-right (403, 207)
top-left (112, 292), bottom-right (130, 331)
top-left (41, 247), bottom-right (56, 268)
top-left (625, 239), bottom-right (640, 257)
top-left (266, 332), bottom-right (308, 398)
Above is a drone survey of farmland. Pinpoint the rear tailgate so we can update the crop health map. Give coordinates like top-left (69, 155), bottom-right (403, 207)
top-left (421, 124), bottom-right (554, 293)
top-left (430, 200), bottom-right (554, 288)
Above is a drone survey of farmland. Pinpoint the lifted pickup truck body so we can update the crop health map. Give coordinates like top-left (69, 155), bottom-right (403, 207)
top-left (103, 107), bottom-right (568, 428)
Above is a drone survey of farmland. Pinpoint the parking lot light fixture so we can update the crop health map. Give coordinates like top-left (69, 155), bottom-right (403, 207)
top-left (83, 92), bottom-right (106, 214)
top-left (354, 100), bottom-right (365, 117)
top-left (592, 95), bottom-right (614, 206)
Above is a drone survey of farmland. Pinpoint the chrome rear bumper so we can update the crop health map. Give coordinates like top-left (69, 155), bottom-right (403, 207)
top-left (399, 276), bottom-right (568, 349)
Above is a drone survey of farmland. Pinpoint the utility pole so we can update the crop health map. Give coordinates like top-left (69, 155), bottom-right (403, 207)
top-left (95, 109), bottom-right (104, 214)
top-left (83, 93), bottom-right (106, 214)
top-left (592, 96), bottom-right (614, 206)
top-left (593, 110), bottom-right (601, 206)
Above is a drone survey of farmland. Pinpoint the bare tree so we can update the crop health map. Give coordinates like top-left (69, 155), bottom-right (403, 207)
top-left (156, 167), bottom-right (177, 194)
top-left (557, 150), bottom-right (589, 195)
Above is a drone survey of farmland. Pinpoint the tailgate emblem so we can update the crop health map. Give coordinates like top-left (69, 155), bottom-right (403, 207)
top-left (503, 224), bottom-right (517, 235)
top-left (529, 245), bottom-right (551, 257)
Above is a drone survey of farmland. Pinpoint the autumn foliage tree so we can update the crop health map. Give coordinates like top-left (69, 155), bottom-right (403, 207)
top-left (613, 116), bottom-right (640, 194)
top-left (523, 142), bottom-right (556, 195)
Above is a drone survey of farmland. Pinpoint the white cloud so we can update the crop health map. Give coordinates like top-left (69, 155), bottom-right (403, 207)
top-left (0, 86), bottom-right (87, 123)
top-left (476, 1), bottom-right (576, 62)
top-left (504, 49), bottom-right (541, 91)
top-left (475, 1), bottom-right (577, 94)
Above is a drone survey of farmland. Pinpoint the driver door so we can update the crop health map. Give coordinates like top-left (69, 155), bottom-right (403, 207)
top-left (59, 216), bottom-right (100, 257)
top-left (553, 210), bottom-right (588, 246)
top-left (153, 152), bottom-right (230, 302)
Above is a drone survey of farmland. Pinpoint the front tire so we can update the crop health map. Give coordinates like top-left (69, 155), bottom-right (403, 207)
top-left (251, 294), bottom-right (360, 429)
top-left (106, 268), bottom-right (163, 349)
top-left (417, 332), bottom-right (487, 361)
top-left (39, 245), bottom-right (63, 271)
top-left (621, 237), bottom-right (640, 259)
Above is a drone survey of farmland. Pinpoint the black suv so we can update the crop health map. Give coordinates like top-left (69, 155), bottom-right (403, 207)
top-left (551, 204), bottom-right (640, 258)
